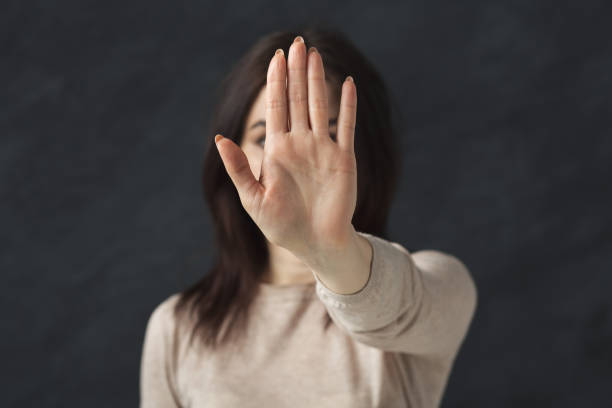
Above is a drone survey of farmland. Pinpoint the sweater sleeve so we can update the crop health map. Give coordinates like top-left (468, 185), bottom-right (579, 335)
top-left (139, 295), bottom-right (182, 408)
top-left (313, 231), bottom-right (478, 359)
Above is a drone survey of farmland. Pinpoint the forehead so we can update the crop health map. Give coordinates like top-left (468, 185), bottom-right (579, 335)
top-left (245, 81), bottom-right (341, 131)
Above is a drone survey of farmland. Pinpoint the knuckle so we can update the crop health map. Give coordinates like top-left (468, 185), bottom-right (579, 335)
top-left (311, 97), bottom-right (327, 110)
top-left (289, 90), bottom-right (307, 104)
top-left (340, 119), bottom-right (355, 131)
top-left (313, 126), bottom-right (328, 135)
top-left (266, 99), bottom-right (286, 110)
top-left (344, 100), bottom-right (357, 109)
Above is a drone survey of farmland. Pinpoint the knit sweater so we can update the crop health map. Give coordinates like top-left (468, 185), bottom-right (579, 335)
top-left (139, 231), bottom-right (477, 407)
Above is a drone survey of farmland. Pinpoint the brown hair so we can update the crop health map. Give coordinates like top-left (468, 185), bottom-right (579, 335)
top-left (174, 24), bottom-right (403, 351)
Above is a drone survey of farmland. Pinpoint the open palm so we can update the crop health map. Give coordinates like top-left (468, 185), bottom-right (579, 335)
top-left (215, 36), bottom-right (358, 257)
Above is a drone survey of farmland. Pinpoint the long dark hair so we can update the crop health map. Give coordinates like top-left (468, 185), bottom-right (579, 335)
top-left (174, 25), bottom-right (403, 351)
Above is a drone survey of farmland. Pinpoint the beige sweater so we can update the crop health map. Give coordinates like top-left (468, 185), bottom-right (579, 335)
top-left (139, 231), bottom-right (478, 407)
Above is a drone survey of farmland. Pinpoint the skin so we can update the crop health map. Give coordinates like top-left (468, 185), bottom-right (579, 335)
top-left (214, 36), bottom-right (373, 295)
top-left (239, 78), bottom-right (340, 285)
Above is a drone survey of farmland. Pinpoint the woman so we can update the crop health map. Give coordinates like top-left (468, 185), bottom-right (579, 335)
top-left (140, 27), bottom-right (478, 408)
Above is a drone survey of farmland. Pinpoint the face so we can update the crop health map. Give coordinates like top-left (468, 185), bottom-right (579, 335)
top-left (240, 81), bottom-right (341, 180)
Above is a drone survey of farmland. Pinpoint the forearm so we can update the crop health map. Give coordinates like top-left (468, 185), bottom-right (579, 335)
top-left (308, 231), bottom-right (479, 358)
top-left (297, 225), bottom-right (374, 295)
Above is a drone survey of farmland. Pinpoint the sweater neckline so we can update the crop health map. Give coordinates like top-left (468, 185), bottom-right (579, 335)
top-left (257, 280), bottom-right (317, 300)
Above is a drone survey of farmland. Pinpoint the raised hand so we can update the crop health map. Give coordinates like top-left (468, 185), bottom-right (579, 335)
top-left (214, 36), bottom-right (358, 259)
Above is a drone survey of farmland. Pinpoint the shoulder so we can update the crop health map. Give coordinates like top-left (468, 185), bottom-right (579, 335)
top-left (144, 293), bottom-right (182, 339)
top-left (149, 292), bottom-right (181, 322)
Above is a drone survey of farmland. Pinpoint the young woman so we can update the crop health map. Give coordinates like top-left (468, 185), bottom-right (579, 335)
top-left (139, 27), bottom-right (478, 408)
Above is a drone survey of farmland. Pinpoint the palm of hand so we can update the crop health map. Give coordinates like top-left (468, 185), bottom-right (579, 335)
top-left (215, 37), bottom-right (358, 256)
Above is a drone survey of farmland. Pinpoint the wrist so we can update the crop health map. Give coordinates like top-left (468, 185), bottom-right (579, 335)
top-left (299, 227), bottom-right (374, 295)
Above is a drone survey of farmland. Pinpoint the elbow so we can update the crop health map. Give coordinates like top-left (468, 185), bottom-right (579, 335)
top-left (418, 249), bottom-right (478, 320)
top-left (447, 253), bottom-right (478, 331)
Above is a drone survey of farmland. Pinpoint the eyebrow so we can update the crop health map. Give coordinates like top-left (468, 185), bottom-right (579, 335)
top-left (249, 117), bottom-right (337, 130)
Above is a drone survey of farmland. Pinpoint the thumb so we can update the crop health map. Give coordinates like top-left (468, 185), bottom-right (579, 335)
top-left (214, 134), bottom-right (261, 210)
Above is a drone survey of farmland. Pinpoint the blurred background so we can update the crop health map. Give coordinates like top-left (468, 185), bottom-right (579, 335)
top-left (2, 0), bottom-right (611, 406)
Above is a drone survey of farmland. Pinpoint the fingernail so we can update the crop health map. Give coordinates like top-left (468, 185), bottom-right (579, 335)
top-left (294, 35), bottom-right (303, 43)
top-left (275, 48), bottom-right (284, 56)
top-left (308, 46), bottom-right (318, 54)
top-left (345, 75), bottom-right (354, 83)
top-left (215, 134), bottom-right (223, 143)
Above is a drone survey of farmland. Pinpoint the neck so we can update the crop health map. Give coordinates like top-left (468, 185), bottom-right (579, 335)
top-left (261, 240), bottom-right (316, 285)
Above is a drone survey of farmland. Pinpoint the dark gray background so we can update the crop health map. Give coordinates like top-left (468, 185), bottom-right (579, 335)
top-left (2, 0), bottom-right (611, 406)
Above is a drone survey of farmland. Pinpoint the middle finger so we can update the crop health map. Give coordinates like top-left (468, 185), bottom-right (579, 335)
top-left (287, 36), bottom-right (309, 132)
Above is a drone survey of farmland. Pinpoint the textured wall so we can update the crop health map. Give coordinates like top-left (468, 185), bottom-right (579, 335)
top-left (2, 0), bottom-right (611, 406)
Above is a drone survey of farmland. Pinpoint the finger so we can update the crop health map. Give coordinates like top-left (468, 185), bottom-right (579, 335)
top-left (307, 47), bottom-right (329, 139)
top-left (336, 76), bottom-right (357, 153)
top-left (287, 36), bottom-right (309, 132)
top-left (214, 134), bottom-right (262, 212)
top-left (266, 49), bottom-right (288, 136)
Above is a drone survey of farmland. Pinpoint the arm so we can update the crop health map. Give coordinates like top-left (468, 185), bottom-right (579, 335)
top-left (139, 296), bottom-right (182, 408)
top-left (311, 230), bottom-right (478, 359)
